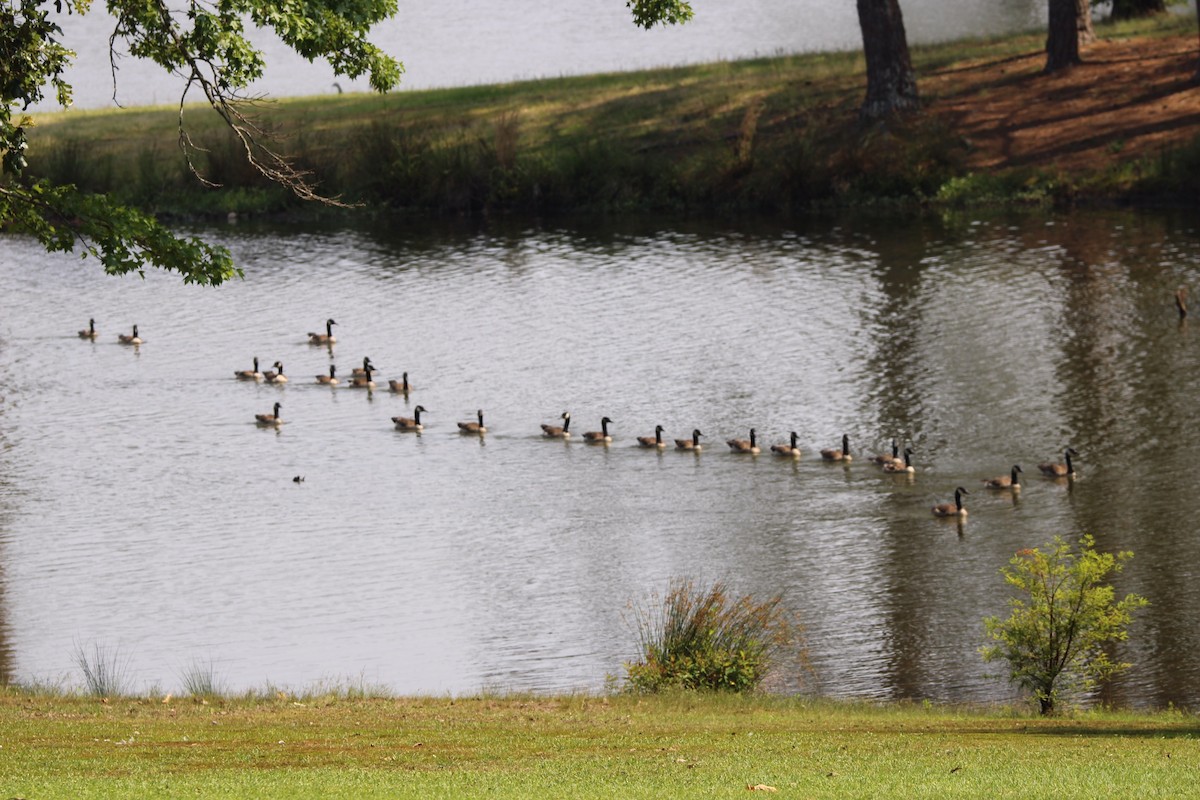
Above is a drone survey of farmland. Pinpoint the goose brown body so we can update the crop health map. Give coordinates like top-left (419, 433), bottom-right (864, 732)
top-left (1038, 448), bottom-right (1078, 478)
top-left (675, 429), bottom-right (703, 451)
top-left (771, 431), bottom-right (801, 457)
top-left (637, 425), bottom-right (666, 448)
top-left (727, 428), bottom-right (760, 454)
top-left (983, 465), bottom-right (1023, 490)
top-left (263, 361), bottom-right (288, 384)
top-left (541, 412), bottom-right (571, 439)
top-left (392, 405), bottom-right (427, 431)
top-left (316, 364), bottom-right (339, 385)
top-left (308, 318), bottom-right (337, 344)
top-left (871, 439), bottom-right (899, 465)
top-left (388, 372), bottom-right (414, 393)
top-left (882, 447), bottom-right (915, 473)
top-left (255, 402), bottom-right (284, 426)
top-left (583, 416), bottom-right (613, 443)
top-left (821, 434), bottom-right (852, 462)
top-left (117, 324), bottom-right (142, 345)
top-left (458, 409), bottom-right (487, 434)
top-left (78, 318), bottom-right (98, 339)
top-left (235, 357), bottom-right (263, 381)
top-left (932, 487), bottom-right (969, 517)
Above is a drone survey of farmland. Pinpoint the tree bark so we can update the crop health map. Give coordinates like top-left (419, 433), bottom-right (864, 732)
top-left (856, 0), bottom-right (919, 120)
top-left (1045, 0), bottom-right (1083, 73)
top-left (1076, 0), bottom-right (1095, 45)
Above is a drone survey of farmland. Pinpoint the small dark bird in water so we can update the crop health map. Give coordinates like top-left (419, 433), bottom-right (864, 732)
top-left (293, 475), bottom-right (305, 483)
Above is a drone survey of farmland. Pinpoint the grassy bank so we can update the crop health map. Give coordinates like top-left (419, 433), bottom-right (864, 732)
top-left (23, 15), bottom-right (1200, 219)
top-left (1, 690), bottom-right (1197, 798)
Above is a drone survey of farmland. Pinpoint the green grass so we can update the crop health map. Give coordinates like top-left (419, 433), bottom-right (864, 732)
top-left (18, 14), bottom-right (1199, 217)
top-left (1, 690), bottom-right (1197, 798)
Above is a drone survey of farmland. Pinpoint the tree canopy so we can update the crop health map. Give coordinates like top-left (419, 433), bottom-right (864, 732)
top-left (1, 0), bottom-right (402, 284)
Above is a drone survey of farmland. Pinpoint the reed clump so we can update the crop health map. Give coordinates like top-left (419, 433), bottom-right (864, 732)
top-left (623, 578), bottom-right (804, 693)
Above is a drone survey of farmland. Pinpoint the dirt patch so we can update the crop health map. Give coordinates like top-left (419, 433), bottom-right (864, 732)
top-left (924, 33), bottom-right (1200, 173)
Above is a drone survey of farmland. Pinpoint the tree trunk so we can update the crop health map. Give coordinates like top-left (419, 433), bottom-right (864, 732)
top-left (1076, 0), bottom-right (1095, 45)
top-left (1045, 0), bottom-right (1083, 73)
top-left (856, 0), bottom-right (919, 120)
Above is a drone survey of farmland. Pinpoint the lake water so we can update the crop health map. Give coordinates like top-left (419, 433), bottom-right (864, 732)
top-left (50, 0), bottom-right (1057, 110)
top-left (2, 208), bottom-right (1199, 707)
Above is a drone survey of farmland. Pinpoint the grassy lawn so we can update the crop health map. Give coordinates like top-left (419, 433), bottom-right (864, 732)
top-left (3, 691), bottom-right (1198, 798)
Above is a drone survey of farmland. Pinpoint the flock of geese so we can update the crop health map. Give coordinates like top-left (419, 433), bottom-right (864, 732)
top-left (80, 316), bottom-right (1084, 520)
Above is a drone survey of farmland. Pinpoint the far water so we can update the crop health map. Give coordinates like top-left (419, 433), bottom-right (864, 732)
top-left (2, 208), bottom-right (1200, 707)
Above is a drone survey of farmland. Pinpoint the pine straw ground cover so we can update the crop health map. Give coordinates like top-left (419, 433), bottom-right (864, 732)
top-left (2, 691), bottom-right (1198, 798)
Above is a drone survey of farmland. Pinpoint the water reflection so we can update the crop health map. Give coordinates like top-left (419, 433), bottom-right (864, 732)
top-left (0, 208), bottom-right (1199, 706)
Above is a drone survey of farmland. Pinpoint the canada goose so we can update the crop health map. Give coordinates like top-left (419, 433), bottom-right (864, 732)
top-left (882, 447), bottom-right (915, 473)
top-left (235, 356), bottom-right (263, 381)
top-left (308, 318), bottom-right (337, 344)
top-left (637, 425), bottom-right (667, 448)
top-left (583, 416), bottom-right (614, 443)
top-left (392, 405), bottom-right (428, 432)
top-left (1177, 287), bottom-right (1189, 319)
top-left (675, 429), bottom-right (703, 451)
top-left (78, 318), bottom-right (98, 339)
top-left (255, 402), bottom-right (284, 426)
top-left (458, 409), bottom-right (487, 434)
top-left (1038, 447), bottom-right (1078, 478)
top-left (727, 428), bottom-right (760, 454)
top-left (351, 356), bottom-right (374, 376)
top-left (316, 364), bottom-right (339, 385)
top-left (871, 439), bottom-right (899, 465)
top-left (348, 361), bottom-right (375, 389)
top-left (542, 412), bottom-right (571, 439)
top-left (293, 475), bottom-right (305, 483)
top-left (117, 324), bottom-right (142, 345)
top-left (388, 372), bottom-right (414, 393)
top-left (771, 431), bottom-right (801, 457)
top-left (263, 361), bottom-right (288, 384)
top-left (932, 487), bottom-right (969, 517)
top-left (983, 464), bottom-right (1023, 490)
top-left (821, 434), bottom-right (852, 462)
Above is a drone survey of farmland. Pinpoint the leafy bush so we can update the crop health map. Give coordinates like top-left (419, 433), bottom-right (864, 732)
top-left (623, 578), bottom-right (802, 693)
top-left (982, 534), bottom-right (1148, 715)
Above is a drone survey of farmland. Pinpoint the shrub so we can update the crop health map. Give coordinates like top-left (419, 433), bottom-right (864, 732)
top-left (73, 642), bottom-right (131, 698)
top-left (623, 578), bottom-right (802, 693)
top-left (982, 534), bottom-right (1148, 715)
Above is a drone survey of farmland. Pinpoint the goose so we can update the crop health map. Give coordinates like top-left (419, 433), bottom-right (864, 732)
top-left (308, 318), bottom-right (337, 344)
top-left (541, 412), bottom-right (571, 439)
top-left (821, 434), bottom-right (852, 462)
top-left (458, 409), bottom-right (487, 434)
top-left (1177, 287), bottom-right (1189, 319)
top-left (675, 429), bottom-right (703, 451)
top-left (871, 439), bottom-right (899, 465)
top-left (348, 361), bottom-right (376, 389)
top-left (637, 425), bottom-right (667, 449)
top-left (255, 402), bottom-right (284, 427)
top-left (1038, 447), bottom-right (1078, 478)
top-left (117, 324), bottom-right (142, 345)
top-left (727, 428), bottom-right (760, 454)
top-left (263, 361), bottom-right (288, 384)
top-left (583, 416), bottom-right (614, 443)
top-left (388, 372), bottom-right (414, 393)
top-left (78, 318), bottom-right (98, 339)
top-left (771, 431), bottom-right (801, 457)
top-left (983, 464), bottom-right (1023, 490)
top-left (235, 356), bottom-right (264, 381)
top-left (882, 447), bottom-right (915, 473)
top-left (316, 364), bottom-right (339, 385)
top-left (932, 487), bottom-right (969, 517)
top-left (351, 356), bottom-right (375, 376)
top-left (392, 405), bottom-right (428, 432)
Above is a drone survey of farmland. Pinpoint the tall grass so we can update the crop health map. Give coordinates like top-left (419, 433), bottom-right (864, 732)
top-left (179, 658), bottom-right (225, 699)
top-left (72, 642), bottom-right (131, 698)
top-left (623, 578), bottom-right (805, 693)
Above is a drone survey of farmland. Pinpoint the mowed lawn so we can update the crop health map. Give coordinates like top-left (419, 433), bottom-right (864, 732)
top-left (2, 692), bottom-right (1197, 798)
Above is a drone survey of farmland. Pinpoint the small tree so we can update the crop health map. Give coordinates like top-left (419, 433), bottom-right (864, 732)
top-left (982, 535), bottom-right (1147, 715)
